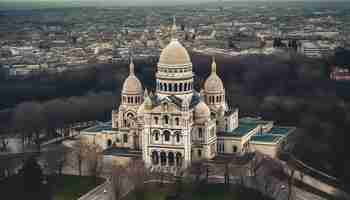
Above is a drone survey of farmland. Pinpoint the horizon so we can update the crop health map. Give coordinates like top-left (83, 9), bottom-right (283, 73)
top-left (1, 0), bottom-right (350, 8)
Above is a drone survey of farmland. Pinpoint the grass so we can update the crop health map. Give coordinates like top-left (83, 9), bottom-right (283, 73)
top-left (53, 175), bottom-right (104, 200)
top-left (125, 183), bottom-right (272, 200)
top-left (0, 174), bottom-right (104, 200)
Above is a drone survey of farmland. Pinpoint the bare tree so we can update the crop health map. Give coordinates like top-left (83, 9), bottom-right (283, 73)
top-left (110, 162), bottom-right (127, 200)
top-left (43, 146), bottom-right (70, 176)
top-left (85, 142), bottom-right (103, 183)
top-left (71, 138), bottom-right (88, 176)
top-left (13, 102), bottom-right (46, 152)
top-left (127, 159), bottom-right (149, 200)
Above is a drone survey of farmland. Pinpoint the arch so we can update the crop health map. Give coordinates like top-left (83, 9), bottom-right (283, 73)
top-left (107, 139), bottom-right (112, 147)
top-left (164, 130), bottom-right (171, 142)
top-left (164, 83), bottom-right (167, 91)
top-left (174, 83), bottom-right (178, 92)
top-left (152, 151), bottom-right (159, 165)
top-left (179, 83), bottom-right (183, 91)
top-left (233, 145), bottom-right (238, 153)
top-left (198, 149), bottom-right (202, 158)
top-left (175, 131), bottom-right (181, 143)
top-left (123, 134), bottom-right (128, 143)
top-left (168, 152), bottom-right (175, 166)
top-left (154, 116), bottom-right (159, 125)
top-left (176, 153), bottom-right (182, 167)
top-left (160, 83), bottom-right (163, 91)
top-left (175, 117), bottom-right (180, 126)
top-left (160, 152), bottom-right (167, 166)
top-left (168, 83), bottom-right (172, 92)
top-left (163, 115), bottom-right (169, 124)
top-left (198, 127), bottom-right (203, 138)
top-left (153, 130), bottom-right (160, 141)
top-left (216, 96), bottom-right (219, 102)
top-left (184, 83), bottom-right (188, 91)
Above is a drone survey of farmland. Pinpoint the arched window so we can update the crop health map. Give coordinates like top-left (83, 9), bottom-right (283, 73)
top-left (175, 117), bottom-right (179, 126)
top-left (163, 115), bottom-right (169, 124)
top-left (216, 96), bottom-right (219, 102)
top-left (233, 145), bottom-right (237, 153)
top-left (153, 130), bottom-right (160, 141)
top-left (174, 83), bottom-right (178, 92)
top-left (123, 134), bottom-right (128, 143)
top-left (176, 153), bottom-right (182, 167)
top-left (168, 83), bottom-right (172, 92)
top-left (152, 151), bottom-right (159, 165)
top-left (198, 149), bottom-right (202, 157)
top-left (131, 97), bottom-right (134, 103)
top-left (175, 132), bottom-right (181, 143)
top-left (154, 117), bottom-right (159, 124)
top-left (127, 97), bottom-right (130, 103)
top-left (179, 83), bottom-right (183, 91)
top-left (184, 83), bottom-right (188, 91)
top-left (198, 128), bottom-right (203, 138)
top-left (164, 130), bottom-right (171, 142)
top-left (168, 152), bottom-right (175, 166)
top-left (160, 83), bottom-right (163, 91)
top-left (160, 152), bottom-right (167, 166)
top-left (164, 83), bottom-right (167, 91)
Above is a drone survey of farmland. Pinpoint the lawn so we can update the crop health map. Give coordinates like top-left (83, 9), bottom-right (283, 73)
top-left (53, 175), bottom-right (104, 200)
top-left (0, 174), bottom-right (104, 200)
top-left (125, 183), bottom-right (273, 200)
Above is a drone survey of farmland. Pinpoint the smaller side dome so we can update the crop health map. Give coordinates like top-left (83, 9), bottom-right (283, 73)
top-left (204, 57), bottom-right (224, 93)
top-left (122, 58), bottom-right (143, 94)
top-left (194, 101), bottom-right (210, 122)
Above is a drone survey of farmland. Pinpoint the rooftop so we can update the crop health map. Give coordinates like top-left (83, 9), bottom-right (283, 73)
top-left (267, 126), bottom-right (295, 136)
top-left (239, 117), bottom-right (273, 126)
top-left (82, 121), bottom-right (113, 134)
top-left (251, 134), bottom-right (282, 143)
top-left (217, 123), bottom-right (258, 138)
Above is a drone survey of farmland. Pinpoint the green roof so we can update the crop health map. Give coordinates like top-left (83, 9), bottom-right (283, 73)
top-left (251, 134), bottom-right (282, 143)
top-left (267, 126), bottom-right (293, 136)
top-left (218, 124), bottom-right (258, 138)
top-left (239, 117), bottom-right (271, 126)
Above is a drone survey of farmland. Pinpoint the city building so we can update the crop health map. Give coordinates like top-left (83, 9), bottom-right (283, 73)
top-left (81, 21), bottom-right (295, 172)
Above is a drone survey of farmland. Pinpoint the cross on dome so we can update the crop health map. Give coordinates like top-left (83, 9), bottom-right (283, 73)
top-left (129, 56), bottom-right (135, 75)
top-left (211, 56), bottom-right (217, 74)
top-left (171, 16), bottom-right (177, 40)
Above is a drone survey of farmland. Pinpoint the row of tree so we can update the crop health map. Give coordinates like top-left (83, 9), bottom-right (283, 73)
top-left (1, 92), bottom-right (117, 152)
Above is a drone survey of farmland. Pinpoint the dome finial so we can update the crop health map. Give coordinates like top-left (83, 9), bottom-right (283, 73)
top-left (144, 88), bottom-right (148, 98)
top-left (129, 56), bottom-right (135, 75)
top-left (171, 16), bottom-right (177, 40)
top-left (211, 56), bottom-right (217, 74)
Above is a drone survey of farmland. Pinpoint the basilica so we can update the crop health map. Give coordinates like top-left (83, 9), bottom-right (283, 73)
top-left (81, 21), bottom-right (295, 171)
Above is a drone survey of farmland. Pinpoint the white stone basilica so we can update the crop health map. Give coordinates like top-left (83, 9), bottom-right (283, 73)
top-left (81, 20), bottom-right (295, 171)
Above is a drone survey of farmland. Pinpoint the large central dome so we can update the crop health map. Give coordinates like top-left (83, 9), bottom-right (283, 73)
top-left (158, 39), bottom-right (191, 66)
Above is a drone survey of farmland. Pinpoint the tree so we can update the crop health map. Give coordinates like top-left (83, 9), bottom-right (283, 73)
top-left (20, 156), bottom-right (44, 194)
top-left (71, 138), bottom-right (88, 176)
top-left (85, 142), bottom-right (103, 183)
top-left (127, 159), bottom-right (149, 200)
top-left (43, 146), bottom-right (70, 176)
top-left (13, 102), bottom-right (46, 152)
top-left (110, 161), bottom-right (127, 200)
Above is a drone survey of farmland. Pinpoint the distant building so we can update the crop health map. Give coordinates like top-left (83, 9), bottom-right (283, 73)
top-left (298, 41), bottom-right (334, 58)
top-left (330, 66), bottom-right (350, 81)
